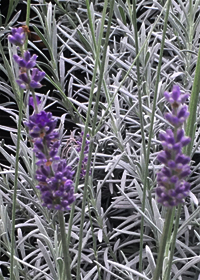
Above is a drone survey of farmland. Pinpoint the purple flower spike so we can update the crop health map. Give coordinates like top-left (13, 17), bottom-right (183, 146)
top-left (156, 85), bottom-right (191, 207)
top-left (9, 26), bottom-right (75, 211)
top-left (8, 27), bottom-right (25, 46)
top-left (25, 109), bottom-right (75, 211)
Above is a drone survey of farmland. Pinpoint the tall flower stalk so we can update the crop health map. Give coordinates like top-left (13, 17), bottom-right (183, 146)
top-left (153, 85), bottom-right (191, 280)
top-left (9, 26), bottom-right (74, 280)
top-left (8, 26), bottom-right (27, 280)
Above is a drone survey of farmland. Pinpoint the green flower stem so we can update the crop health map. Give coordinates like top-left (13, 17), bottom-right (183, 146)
top-left (153, 208), bottom-right (173, 280)
top-left (185, 45), bottom-right (200, 156)
top-left (138, 0), bottom-right (171, 277)
top-left (164, 205), bottom-right (182, 280)
top-left (87, 201), bottom-right (101, 280)
top-left (58, 211), bottom-right (72, 280)
top-left (26, 0), bottom-right (31, 26)
top-left (128, 0), bottom-right (146, 161)
top-left (164, 207), bottom-right (175, 257)
top-left (10, 89), bottom-right (23, 280)
top-left (31, 89), bottom-right (39, 114)
top-left (24, 0), bottom-right (31, 50)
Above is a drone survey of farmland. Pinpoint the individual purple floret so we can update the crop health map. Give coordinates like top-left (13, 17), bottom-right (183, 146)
top-left (156, 85), bottom-right (191, 207)
top-left (25, 99), bottom-right (75, 211)
top-left (8, 27), bottom-right (26, 46)
top-left (13, 51), bottom-right (37, 69)
top-left (29, 96), bottom-right (41, 109)
top-left (30, 68), bottom-right (46, 88)
top-left (16, 68), bottom-right (45, 89)
top-left (76, 132), bottom-right (90, 179)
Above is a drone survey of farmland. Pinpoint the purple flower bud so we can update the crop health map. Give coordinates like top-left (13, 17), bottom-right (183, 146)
top-left (8, 27), bottom-right (25, 46)
top-left (17, 72), bottom-right (30, 89)
top-left (173, 142), bottom-right (181, 152)
top-left (15, 68), bottom-right (45, 89)
top-left (165, 113), bottom-right (180, 127)
top-left (177, 106), bottom-right (190, 124)
top-left (170, 175), bottom-right (178, 184)
top-left (34, 138), bottom-right (44, 151)
top-left (179, 165), bottom-right (191, 178)
top-left (177, 129), bottom-right (184, 141)
top-left (168, 160), bottom-right (176, 168)
top-left (175, 154), bottom-right (190, 165)
top-left (157, 151), bottom-right (168, 164)
top-left (180, 136), bottom-right (191, 147)
top-left (171, 85), bottom-right (180, 101)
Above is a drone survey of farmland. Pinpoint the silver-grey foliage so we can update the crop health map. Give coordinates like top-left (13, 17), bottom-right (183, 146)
top-left (0, 0), bottom-right (200, 279)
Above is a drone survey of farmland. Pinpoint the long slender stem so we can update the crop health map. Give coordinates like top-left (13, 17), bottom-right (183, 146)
top-left (138, 0), bottom-right (171, 275)
top-left (26, 0), bottom-right (31, 27)
top-left (128, 0), bottom-right (146, 162)
top-left (58, 211), bottom-right (72, 280)
top-left (24, 0), bottom-right (31, 51)
top-left (164, 205), bottom-right (181, 280)
top-left (10, 90), bottom-right (23, 280)
top-left (153, 208), bottom-right (173, 280)
top-left (87, 200), bottom-right (101, 280)
top-left (185, 45), bottom-right (200, 156)
top-left (127, 0), bottom-right (146, 275)
top-left (164, 207), bottom-right (175, 257)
